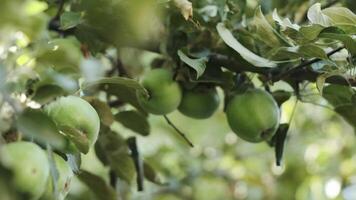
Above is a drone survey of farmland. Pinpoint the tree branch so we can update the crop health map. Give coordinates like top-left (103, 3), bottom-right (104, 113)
top-left (209, 46), bottom-right (356, 86)
top-left (272, 46), bottom-right (345, 81)
top-left (163, 115), bottom-right (194, 147)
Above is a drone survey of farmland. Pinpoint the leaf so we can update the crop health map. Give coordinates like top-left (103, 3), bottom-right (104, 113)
top-left (115, 111), bottom-right (150, 136)
top-left (334, 105), bottom-right (356, 130)
top-left (274, 123), bottom-right (289, 166)
top-left (84, 97), bottom-right (114, 126)
top-left (59, 125), bottom-right (90, 154)
top-left (97, 128), bottom-right (135, 183)
top-left (78, 170), bottom-right (117, 200)
top-left (177, 50), bottom-right (208, 79)
top-left (216, 23), bottom-right (277, 68)
top-left (16, 108), bottom-right (67, 151)
top-left (110, 154), bottom-right (135, 184)
top-left (83, 77), bottom-right (148, 112)
top-left (272, 9), bottom-right (300, 31)
top-left (143, 162), bottom-right (164, 185)
top-left (298, 44), bottom-right (328, 60)
top-left (251, 6), bottom-right (281, 47)
top-left (66, 153), bottom-right (81, 173)
top-left (31, 84), bottom-right (65, 105)
top-left (60, 11), bottom-right (83, 30)
top-left (307, 3), bottom-right (332, 26)
top-left (322, 6), bottom-right (356, 26)
top-left (299, 24), bottom-right (325, 41)
top-left (272, 90), bottom-right (292, 106)
top-left (319, 32), bottom-right (356, 54)
top-left (316, 72), bottom-right (344, 95)
top-left (322, 84), bottom-right (355, 107)
top-left (46, 149), bottom-right (60, 199)
top-left (83, 77), bottom-right (148, 98)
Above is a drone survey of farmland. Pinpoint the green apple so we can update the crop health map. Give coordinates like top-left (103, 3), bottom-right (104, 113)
top-left (178, 87), bottom-right (220, 119)
top-left (0, 141), bottom-right (50, 199)
top-left (137, 68), bottom-right (182, 115)
top-left (40, 153), bottom-right (74, 200)
top-left (45, 96), bottom-right (100, 153)
top-left (226, 89), bottom-right (280, 143)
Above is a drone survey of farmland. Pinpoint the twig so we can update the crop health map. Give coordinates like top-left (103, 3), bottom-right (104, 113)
top-left (272, 46), bottom-right (345, 82)
top-left (108, 99), bottom-right (125, 107)
top-left (109, 170), bottom-right (117, 188)
top-left (53, 0), bottom-right (65, 20)
top-left (163, 115), bottom-right (194, 147)
top-left (127, 137), bottom-right (144, 191)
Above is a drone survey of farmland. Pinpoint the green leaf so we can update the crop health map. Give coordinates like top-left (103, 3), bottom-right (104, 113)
top-left (322, 84), bottom-right (355, 107)
top-left (78, 170), bottom-right (117, 200)
top-left (84, 97), bottom-right (114, 127)
top-left (272, 90), bottom-right (292, 106)
top-left (16, 108), bottom-right (67, 151)
top-left (216, 23), bottom-right (277, 68)
top-left (59, 125), bottom-right (90, 154)
top-left (335, 104), bottom-right (356, 130)
top-left (60, 11), bottom-right (83, 30)
top-left (97, 129), bottom-right (135, 183)
top-left (31, 85), bottom-right (65, 105)
top-left (307, 3), bottom-right (332, 26)
top-left (66, 153), bottom-right (81, 173)
top-left (272, 9), bottom-right (300, 31)
top-left (83, 77), bottom-right (148, 98)
top-left (83, 77), bottom-right (148, 97)
top-left (316, 72), bottom-right (345, 95)
top-left (143, 162), bottom-right (164, 185)
top-left (299, 24), bottom-right (325, 41)
top-left (252, 6), bottom-right (281, 47)
top-left (115, 111), bottom-right (150, 136)
top-left (177, 50), bottom-right (208, 79)
top-left (83, 77), bottom-right (148, 113)
top-left (274, 123), bottom-right (289, 166)
top-left (46, 149), bottom-right (60, 199)
top-left (319, 33), bottom-right (356, 54)
top-left (323, 6), bottom-right (356, 26)
top-left (298, 44), bottom-right (328, 59)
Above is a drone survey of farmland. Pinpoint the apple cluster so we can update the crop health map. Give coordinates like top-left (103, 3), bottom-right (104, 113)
top-left (137, 68), bottom-right (280, 143)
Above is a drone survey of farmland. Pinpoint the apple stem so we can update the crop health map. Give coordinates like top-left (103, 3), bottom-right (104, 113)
top-left (163, 115), bottom-right (194, 148)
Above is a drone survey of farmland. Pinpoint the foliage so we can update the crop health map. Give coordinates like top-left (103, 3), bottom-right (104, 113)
top-left (0, 0), bottom-right (356, 199)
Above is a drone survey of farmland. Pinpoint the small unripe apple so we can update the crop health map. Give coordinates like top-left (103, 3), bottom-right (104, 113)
top-left (0, 141), bottom-right (50, 199)
top-left (226, 89), bottom-right (280, 143)
top-left (137, 68), bottom-right (182, 115)
top-left (178, 88), bottom-right (220, 119)
top-left (45, 96), bottom-right (100, 153)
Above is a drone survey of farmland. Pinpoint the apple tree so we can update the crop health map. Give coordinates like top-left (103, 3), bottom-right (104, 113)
top-left (0, 0), bottom-right (355, 199)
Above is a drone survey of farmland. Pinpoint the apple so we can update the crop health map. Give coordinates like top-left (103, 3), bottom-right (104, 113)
top-left (45, 96), bottom-right (100, 153)
top-left (178, 87), bottom-right (220, 119)
top-left (137, 68), bottom-right (182, 115)
top-left (226, 89), bottom-right (280, 143)
top-left (0, 141), bottom-right (50, 199)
